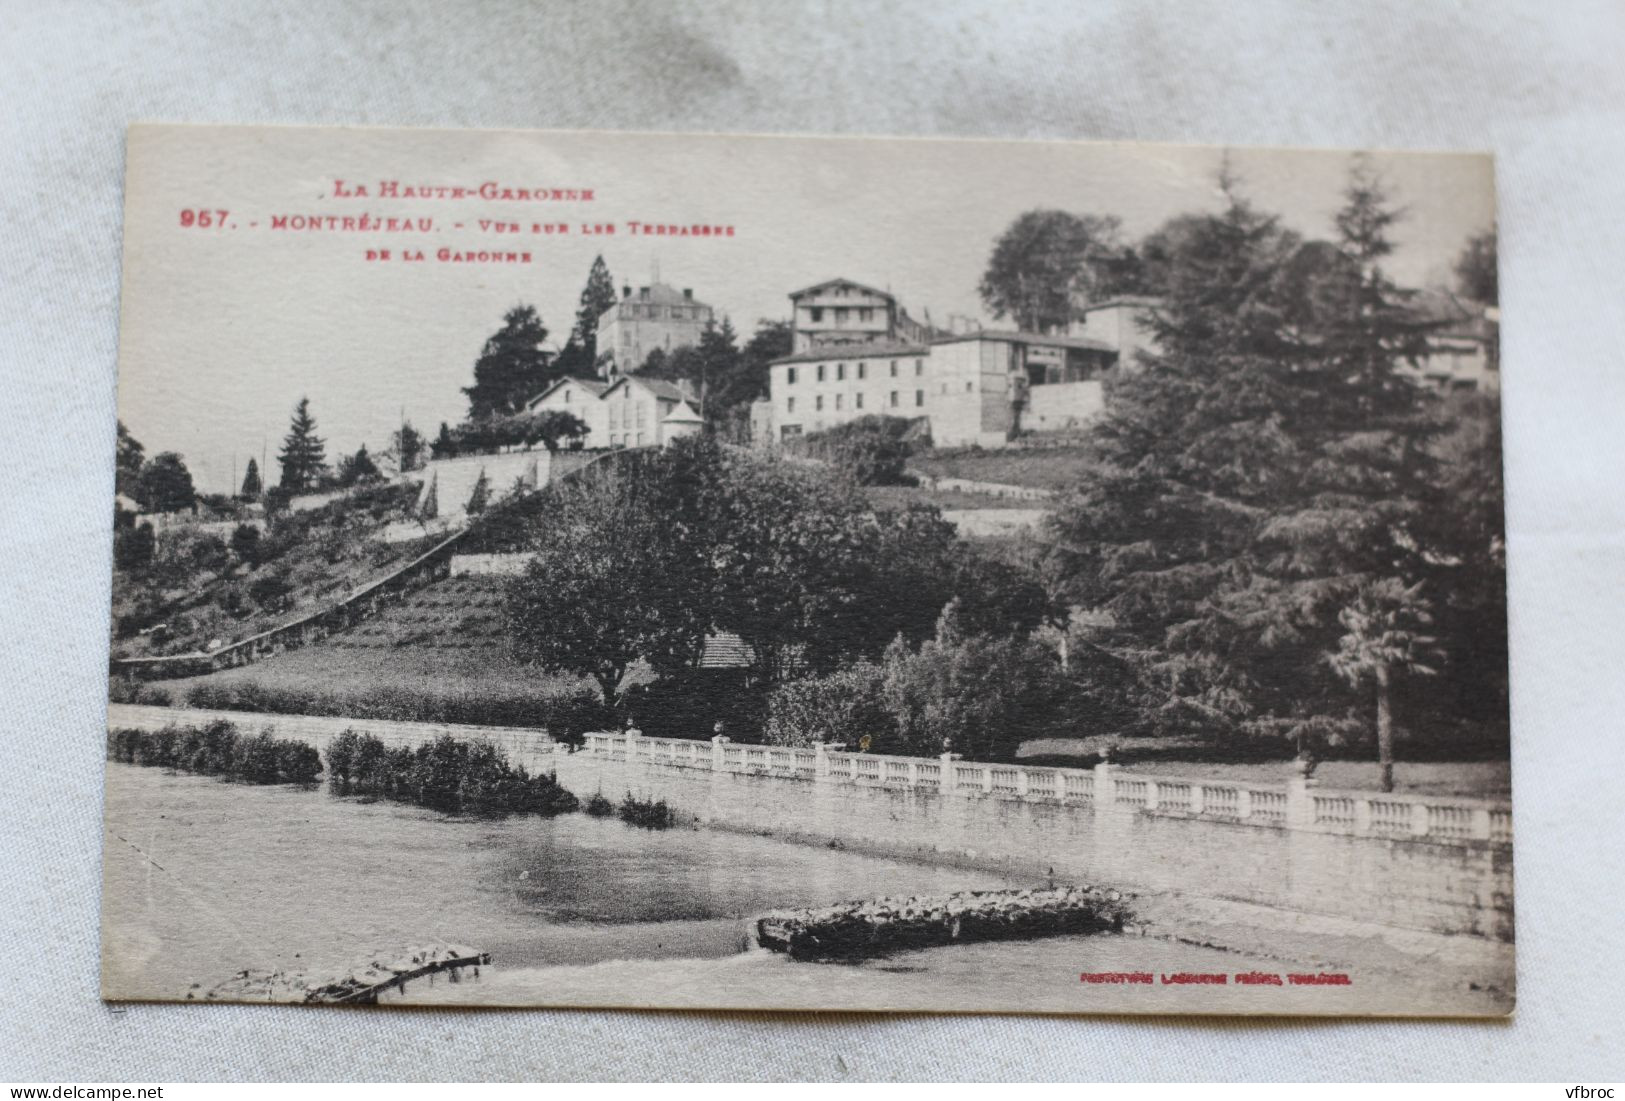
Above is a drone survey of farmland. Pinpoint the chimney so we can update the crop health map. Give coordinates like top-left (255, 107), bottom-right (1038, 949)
top-left (622, 285), bottom-right (631, 299)
top-left (683, 288), bottom-right (693, 300)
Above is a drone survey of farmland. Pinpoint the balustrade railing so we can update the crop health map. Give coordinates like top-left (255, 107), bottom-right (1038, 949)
top-left (578, 730), bottom-right (1510, 847)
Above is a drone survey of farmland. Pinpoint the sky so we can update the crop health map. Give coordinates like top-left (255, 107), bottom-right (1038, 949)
top-left (115, 126), bottom-right (1494, 494)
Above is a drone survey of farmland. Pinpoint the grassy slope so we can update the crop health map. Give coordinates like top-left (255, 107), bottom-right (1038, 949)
top-left (111, 483), bottom-right (435, 659)
top-left (908, 445), bottom-right (1099, 492)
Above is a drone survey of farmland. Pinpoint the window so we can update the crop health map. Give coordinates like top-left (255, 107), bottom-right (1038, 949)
top-left (810, 307), bottom-right (824, 322)
top-left (817, 364), bottom-right (825, 382)
top-left (855, 393), bottom-right (864, 409)
top-left (915, 359), bottom-right (924, 375)
top-left (835, 394), bottom-right (843, 410)
top-left (787, 396), bottom-right (796, 414)
top-left (787, 366), bottom-right (798, 385)
top-left (781, 425), bottom-right (802, 440)
top-left (563, 389), bottom-right (571, 403)
top-left (915, 390), bottom-right (924, 407)
top-left (859, 308), bottom-right (874, 322)
top-left (889, 391), bottom-right (899, 407)
top-left (966, 381), bottom-right (974, 392)
top-left (890, 360), bottom-right (898, 377)
top-left (637, 433), bottom-right (645, 446)
top-left (816, 395), bottom-right (824, 411)
top-left (835, 307), bottom-right (848, 322)
top-left (857, 362), bottom-right (866, 379)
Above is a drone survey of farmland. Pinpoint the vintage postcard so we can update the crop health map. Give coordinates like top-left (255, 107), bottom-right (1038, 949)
top-left (104, 124), bottom-right (1510, 1014)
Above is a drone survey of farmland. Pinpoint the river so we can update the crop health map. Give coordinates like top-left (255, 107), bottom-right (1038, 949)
top-left (101, 763), bottom-right (1498, 1014)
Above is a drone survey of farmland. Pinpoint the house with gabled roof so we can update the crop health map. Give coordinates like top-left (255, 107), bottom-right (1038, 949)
top-left (599, 374), bottom-right (702, 449)
top-left (788, 277), bottom-right (938, 353)
top-left (526, 375), bottom-right (613, 446)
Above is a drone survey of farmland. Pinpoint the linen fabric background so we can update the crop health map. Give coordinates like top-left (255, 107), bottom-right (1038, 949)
top-left (2, 0), bottom-right (1623, 1082)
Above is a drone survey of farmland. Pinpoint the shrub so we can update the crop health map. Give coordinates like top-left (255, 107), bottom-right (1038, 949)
top-left (618, 793), bottom-right (675, 829)
top-left (792, 415), bottom-right (917, 486)
top-left (106, 719), bottom-right (323, 784)
top-left (584, 791), bottom-right (615, 817)
top-left (107, 679), bottom-right (173, 706)
top-left (183, 677), bottom-right (605, 733)
top-left (764, 661), bottom-right (892, 749)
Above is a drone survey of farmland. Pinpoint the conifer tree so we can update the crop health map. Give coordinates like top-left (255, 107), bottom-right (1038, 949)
top-left (1049, 159), bottom-right (1442, 757)
top-left (277, 397), bottom-right (327, 492)
top-left (239, 457), bottom-right (262, 501)
top-left (570, 255), bottom-right (618, 369)
top-left (465, 468), bottom-right (491, 515)
top-left (464, 306), bottom-right (555, 417)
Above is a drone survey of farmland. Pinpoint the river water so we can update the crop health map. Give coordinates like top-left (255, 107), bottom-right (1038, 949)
top-left (102, 763), bottom-right (1484, 1014)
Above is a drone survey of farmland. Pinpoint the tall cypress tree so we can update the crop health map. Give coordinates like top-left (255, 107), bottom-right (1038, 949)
top-left (277, 397), bottom-right (327, 492)
top-left (572, 255), bottom-right (618, 370)
top-left (1049, 160), bottom-right (1443, 758)
top-left (239, 457), bottom-right (262, 501)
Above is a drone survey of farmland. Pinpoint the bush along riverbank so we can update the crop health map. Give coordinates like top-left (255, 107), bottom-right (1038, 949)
top-left (616, 793), bottom-right (675, 830)
top-left (107, 720), bottom-right (322, 784)
top-left (755, 886), bottom-right (1134, 960)
top-left (324, 730), bottom-right (579, 817)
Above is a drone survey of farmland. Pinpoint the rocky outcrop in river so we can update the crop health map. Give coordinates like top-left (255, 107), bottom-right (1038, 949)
top-left (756, 885), bottom-right (1133, 960)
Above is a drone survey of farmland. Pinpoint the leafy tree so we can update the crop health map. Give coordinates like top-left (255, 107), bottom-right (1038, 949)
top-left (336, 444), bottom-right (381, 486)
top-left (277, 397), bottom-right (327, 492)
top-left (239, 457), bottom-right (262, 501)
top-left (1454, 228), bottom-right (1498, 306)
top-left (531, 409), bottom-right (591, 451)
top-left (464, 305), bottom-right (555, 417)
top-left (506, 451), bottom-right (714, 707)
top-left (979, 210), bottom-right (1127, 332)
top-left (1048, 160), bottom-right (1442, 753)
top-left (137, 452), bottom-right (196, 513)
top-left (115, 421), bottom-right (145, 503)
top-left (465, 468), bottom-right (491, 516)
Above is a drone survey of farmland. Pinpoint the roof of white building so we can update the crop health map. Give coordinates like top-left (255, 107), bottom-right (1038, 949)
top-left (525, 375), bottom-right (612, 409)
top-left (929, 329), bottom-right (1118, 354)
top-left (787, 277), bottom-right (896, 302)
top-left (767, 340), bottom-right (930, 367)
top-left (602, 373), bottom-right (695, 404)
top-left (663, 402), bottom-right (703, 424)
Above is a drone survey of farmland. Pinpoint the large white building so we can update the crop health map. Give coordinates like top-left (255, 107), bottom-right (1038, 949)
top-left (787, 278), bottom-right (937, 353)
top-left (760, 288), bottom-right (1148, 448)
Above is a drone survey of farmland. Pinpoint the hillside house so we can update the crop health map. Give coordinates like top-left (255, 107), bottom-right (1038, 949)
top-left (526, 376), bottom-right (612, 445)
top-left (788, 278), bottom-right (937, 353)
top-left (596, 281), bottom-right (715, 373)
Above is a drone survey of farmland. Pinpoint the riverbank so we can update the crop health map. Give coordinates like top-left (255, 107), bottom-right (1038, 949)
top-left (100, 763), bottom-right (1512, 1014)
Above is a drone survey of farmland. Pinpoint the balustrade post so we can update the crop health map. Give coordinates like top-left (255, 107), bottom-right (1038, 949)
top-left (1015, 768), bottom-right (1029, 798)
top-left (939, 752), bottom-right (961, 793)
top-left (1470, 806), bottom-right (1493, 841)
top-left (1094, 755), bottom-right (1114, 812)
top-left (1286, 757), bottom-right (1313, 830)
top-left (1189, 784), bottom-right (1204, 815)
top-left (907, 761), bottom-right (920, 788)
top-left (1236, 788), bottom-right (1252, 821)
top-left (1411, 802), bottom-right (1430, 837)
top-left (815, 742), bottom-right (830, 780)
top-left (1354, 797), bottom-right (1373, 835)
top-left (624, 726), bottom-right (638, 760)
top-left (1144, 779), bottom-right (1159, 811)
top-left (710, 734), bottom-right (729, 773)
top-left (981, 766), bottom-right (994, 795)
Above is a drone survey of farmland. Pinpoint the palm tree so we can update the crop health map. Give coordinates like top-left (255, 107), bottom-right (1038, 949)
top-left (1327, 578), bottom-right (1439, 793)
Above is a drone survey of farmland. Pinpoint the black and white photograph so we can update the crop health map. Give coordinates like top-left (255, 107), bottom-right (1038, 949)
top-left (100, 124), bottom-right (1511, 1016)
